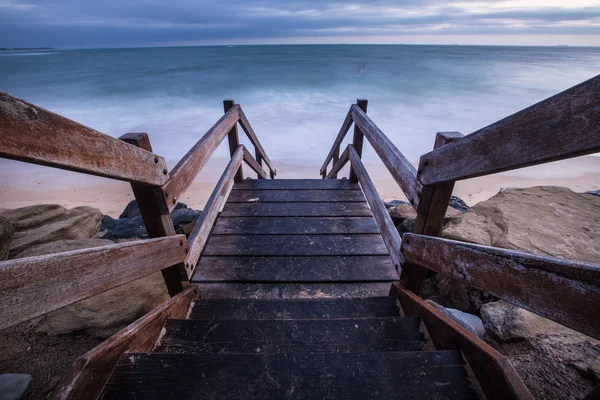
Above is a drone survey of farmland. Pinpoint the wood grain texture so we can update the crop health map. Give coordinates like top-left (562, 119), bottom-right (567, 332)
top-left (184, 146), bottom-right (244, 273)
top-left (392, 282), bottom-right (533, 400)
top-left (0, 235), bottom-right (188, 331)
top-left (159, 104), bottom-right (240, 212)
top-left (202, 234), bottom-right (389, 256)
top-left (232, 178), bottom-right (360, 190)
top-left (193, 256), bottom-right (397, 282)
top-left (120, 132), bottom-right (185, 296)
top-left (0, 92), bottom-right (168, 186)
top-left (418, 74), bottom-right (600, 185)
top-left (351, 104), bottom-right (422, 207)
top-left (242, 146), bottom-right (268, 179)
top-left (326, 145), bottom-right (350, 179)
top-left (221, 202), bottom-right (372, 217)
top-left (348, 145), bottom-right (403, 268)
top-left (402, 233), bottom-right (600, 339)
top-left (52, 285), bottom-right (199, 400)
top-left (320, 107), bottom-right (353, 176)
top-left (226, 188), bottom-right (365, 203)
top-left (238, 107), bottom-right (276, 178)
top-left (224, 100), bottom-right (244, 183)
top-left (212, 217), bottom-right (379, 235)
top-left (349, 99), bottom-right (367, 183)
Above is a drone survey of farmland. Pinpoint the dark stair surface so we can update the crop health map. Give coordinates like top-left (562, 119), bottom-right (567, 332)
top-left (100, 180), bottom-right (480, 399)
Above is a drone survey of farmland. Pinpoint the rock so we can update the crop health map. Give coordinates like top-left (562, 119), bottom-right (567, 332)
top-left (389, 204), bottom-right (416, 225)
top-left (396, 218), bottom-right (416, 236)
top-left (119, 200), bottom-right (191, 219)
top-left (585, 189), bottom-right (600, 197)
top-left (19, 239), bottom-right (169, 338)
top-left (384, 199), bottom-right (409, 209)
top-left (0, 373), bottom-right (31, 400)
top-left (442, 186), bottom-right (600, 263)
top-left (426, 300), bottom-right (485, 338)
top-left (448, 195), bottom-right (469, 212)
top-left (180, 220), bottom-right (197, 236)
top-left (0, 216), bottom-right (13, 260)
top-left (5, 206), bottom-right (102, 258)
top-left (421, 274), bottom-right (495, 314)
top-left (42, 375), bottom-right (63, 395)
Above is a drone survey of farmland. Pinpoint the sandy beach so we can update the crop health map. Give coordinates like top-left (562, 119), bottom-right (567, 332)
top-left (1, 155), bottom-right (598, 216)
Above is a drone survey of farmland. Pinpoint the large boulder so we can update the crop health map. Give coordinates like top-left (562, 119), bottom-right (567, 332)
top-left (421, 274), bottom-right (495, 314)
top-left (1, 205), bottom-right (103, 258)
top-left (17, 239), bottom-right (169, 338)
top-left (389, 204), bottom-right (460, 226)
top-left (442, 186), bottom-right (600, 263)
top-left (0, 216), bottom-right (13, 260)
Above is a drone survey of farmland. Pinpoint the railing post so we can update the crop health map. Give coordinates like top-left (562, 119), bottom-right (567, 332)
top-left (329, 145), bottom-right (340, 179)
top-left (401, 131), bottom-right (464, 294)
top-left (224, 100), bottom-right (244, 183)
top-left (255, 147), bottom-right (264, 179)
top-left (120, 133), bottom-right (185, 297)
top-left (349, 99), bottom-right (368, 183)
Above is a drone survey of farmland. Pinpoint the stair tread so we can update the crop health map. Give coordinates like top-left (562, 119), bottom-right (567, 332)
top-left (155, 317), bottom-right (424, 354)
top-left (100, 351), bottom-right (478, 400)
top-left (189, 297), bottom-right (399, 320)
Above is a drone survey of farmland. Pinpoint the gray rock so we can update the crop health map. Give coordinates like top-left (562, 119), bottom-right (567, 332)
top-left (448, 195), bottom-right (469, 212)
top-left (389, 204), bottom-right (417, 225)
top-left (0, 215), bottom-right (13, 260)
top-left (585, 189), bottom-right (600, 197)
top-left (421, 274), bottom-right (495, 314)
top-left (0, 373), bottom-right (31, 400)
top-left (119, 200), bottom-right (191, 219)
top-left (384, 199), bottom-right (409, 209)
top-left (427, 300), bottom-right (485, 338)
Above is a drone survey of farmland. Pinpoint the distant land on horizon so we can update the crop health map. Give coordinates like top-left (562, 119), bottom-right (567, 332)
top-left (0, 47), bottom-right (55, 51)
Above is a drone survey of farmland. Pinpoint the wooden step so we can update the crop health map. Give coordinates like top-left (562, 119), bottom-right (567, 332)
top-left (221, 202), bottom-right (372, 217)
top-left (100, 351), bottom-right (478, 399)
top-left (227, 189), bottom-right (366, 202)
top-left (196, 283), bottom-right (394, 299)
top-left (211, 216), bottom-right (380, 235)
top-left (232, 178), bottom-right (360, 190)
top-left (189, 297), bottom-right (400, 320)
top-left (192, 256), bottom-right (397, 282)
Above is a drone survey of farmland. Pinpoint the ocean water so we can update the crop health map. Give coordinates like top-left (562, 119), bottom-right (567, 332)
top-left (1, 45), bottom-right (599, 169)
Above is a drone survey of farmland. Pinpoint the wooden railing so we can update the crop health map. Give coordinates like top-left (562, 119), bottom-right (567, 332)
top-left (0, 93), bottom-right (275, 332)
top-left (321, 74), bottom-right (600, 400)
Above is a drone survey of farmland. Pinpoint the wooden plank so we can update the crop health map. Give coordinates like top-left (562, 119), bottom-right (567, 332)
top-left (120, 132), bottom-right (185, 296)
top-left (402, 233), bottom-right (600, 339)
top-left (418, 74), bottom-right (600, 185)
top-left (226, 189), bottom-right (365, 203)
top-left (197, 283), bottom-right (395, 299)
top-left (212, 217), bottom-right (379, 235)
top-left (0, 235), bottom-right (188, 331)
top-left (184, 146), bottom-right (243, 274)
top-left (202, 234), bottom-right (389, 256)
top-left (232, 178), bottom-right (360, 190)
top-left (158, 104), bottom-right (240, 212)
top-left (193, 256), bottom-right (398, 282)
top-left (403, 132), bottom-right (464, 293)
top-left (349, 99), bottom-right (368, 183)
top-left (221, 202), bottom-right (372, 217)
top-left (101, 351), bottom-right (476, 400)
top-left (156, 318), bottom-right (424, 354)
top-left (348, 145), bottom-right (403, 268)
top-left (224, 100), bottom-right (244, 183)
top-left (391, 282), bottom-right (533, 400)
top-left (351, 104), bottom-right (422, 207)
top-left (242, 146), bottom-right (268, 179)
top-left (320, 107), bottom-right (353, 176)
top-left (238, 107), bottom-right (276, 178)
top-left (0, 92), bottom-right (168, 186)
top-left (52, 285), bottom-right (199, 400)
top-left (326, 145), bottom-right (350, 179)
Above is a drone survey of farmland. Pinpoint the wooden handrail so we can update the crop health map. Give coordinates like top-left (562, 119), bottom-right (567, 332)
top-left (418, 74), bottom-right (600, 185)
top-left (243, 146), bottom-right (268, 179)
top-left (326, 145), bottom-right (350, 179)
top-left (351, 104), bottom-right (422, 207)
top-left (184, 145), bottom-right (244, 273)
top-left (348, 145), bottom-right (403, 268)
top-left (402, 233), bottom-right (600, 339)
top-left (320, 107), bottom-right (353, 177)
top-left (0, 92), bottom-right (169, 186)
top-left (238, 108), bottom-right (277, 178)
top-left (391, 283), bottom-right (533, 400)
top-left (0, 235), bottom-right (188, 331)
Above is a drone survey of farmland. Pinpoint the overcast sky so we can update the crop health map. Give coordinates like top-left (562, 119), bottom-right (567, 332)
top-left (1, 0), bottom-right (599, 48)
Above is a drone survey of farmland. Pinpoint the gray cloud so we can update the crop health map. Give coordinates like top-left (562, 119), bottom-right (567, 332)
top-left (1, 0), bottom-right (599, 48)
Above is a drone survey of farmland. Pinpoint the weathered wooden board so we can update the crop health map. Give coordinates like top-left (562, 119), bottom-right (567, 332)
top-left (101, 351), bottom-right (476, 399)
top-left (193, 256), bottom-right (397, 282)
top-left (0, 92), bottom-right (168, 186)
top-left (326, 145), bottom-right (350, 179)
top-left (156, 317), bottom-right (423, 353)
top-left (348, 145), bottom-right (403, 269)
top-left (184, 146), bottom-right (244, 274)
top-left (392, 282), bottom-right (533, 400)
top-left (212, 217), bottom-right (379, 235)
top-left (202, 234), bottom-right (389, 256)
top-left (52, 285), bottom-right (199, 400)
top-left (242, 146), bottom-right (268, 179)
top-left (227, 188), bottom-right (365, 203)
top-left (418, 74), bottom-right (600, 185)
top-left (238, 107), bottom-right (276, 178)
top-left (159, 105), bottom-right (240, 212)
top-left (320, 107), bottom-right (353, 176)
top-left (351, 104), bottom-right (422, 207)
top-left (232, 179), bottom-right (360, 190)
top-left (221, 202), bottom-right (372, 217)
top-left (224, 100), bottom-right (244, 183)
top-left (0, 235), bottom-right (188, 331)
top-left (349, 99), bottom-right (367, 183)
top-left (402, 233), bottom-right (600, 339)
